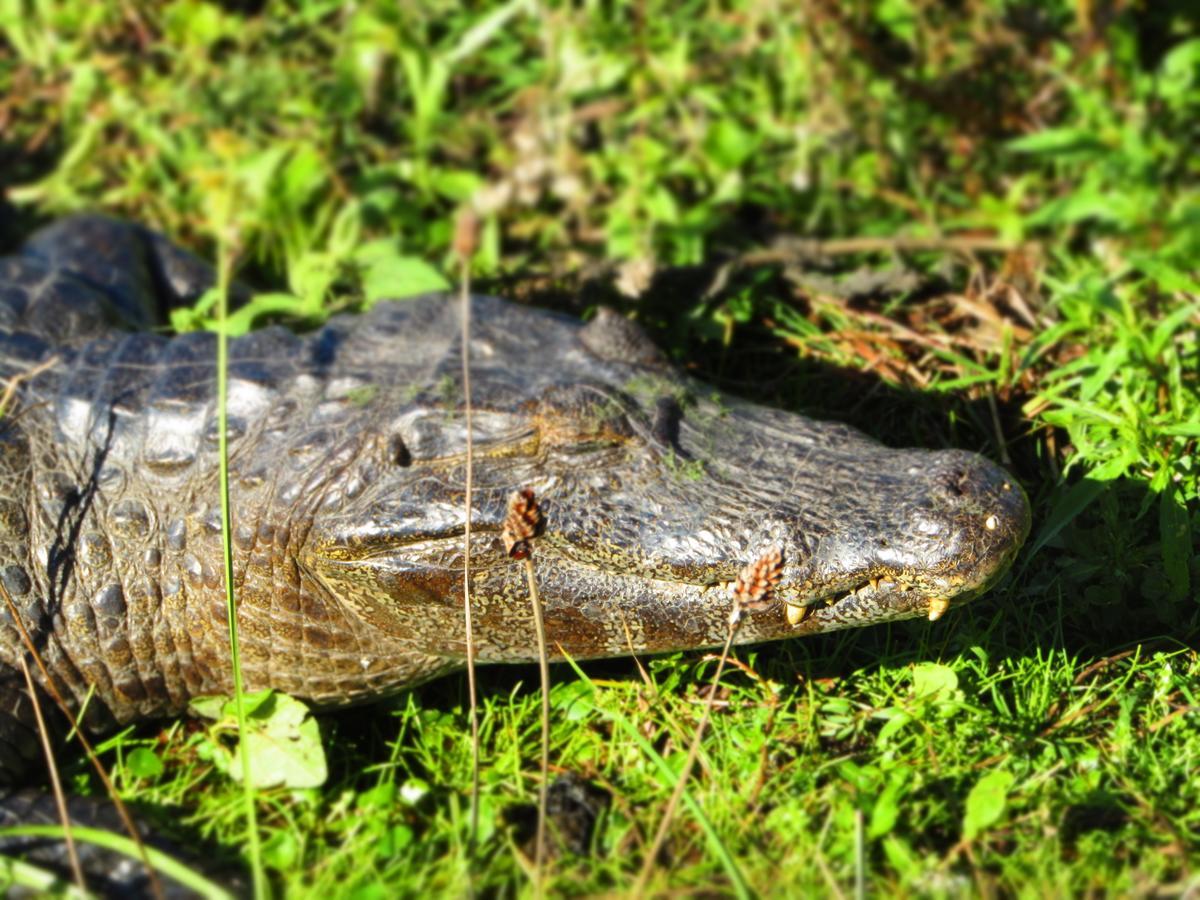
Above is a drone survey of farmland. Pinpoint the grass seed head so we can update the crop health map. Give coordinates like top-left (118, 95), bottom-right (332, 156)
top-left (503, 488), bottom-right (544, 559)
top-left (732, 546), bottom-right (784, 610)
top-left (452, 207), bottom-right (480, 262)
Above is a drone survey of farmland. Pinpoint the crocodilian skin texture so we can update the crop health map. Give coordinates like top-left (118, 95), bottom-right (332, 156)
top-left (0, 216), bottom-right (1030, 775)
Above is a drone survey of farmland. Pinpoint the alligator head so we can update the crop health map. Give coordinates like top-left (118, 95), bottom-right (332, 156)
top-left (297, 297), bottom-right (1030, 682)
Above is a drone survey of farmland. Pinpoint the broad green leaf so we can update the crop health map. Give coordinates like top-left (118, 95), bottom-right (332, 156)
top-left (239, 688), bottom-right (277, 718)
top-left (876, 709), bottom-right (911, 745)
top-left (874, 0), bottom-right (916, 43)
top-left (869, 773), bottom-right (908, 838)
top-left (125, 746), bottom-right (164, 780)
top-left (704, 119), bottom-right (759, 171)
top-left (911, 663), bottom-right (958, 701)
top-left (189, 695), bottom-right (228, 720)
top-left (289, 252), bottom-right (340, 308)
top-left (261, 830), bottom-right (300, 871)
top-left (189, 690), bottom-right (328, 789)
top-left (1026, 453), bottom-right (1136, 560)
top-left (444, 0), bottom-right (532, 65)
top-left (881, 836), bottom-right (921, 880)
top-left (1161, 422), bottom-right (1200, 437)
top-left (361, 254), bottom-right (449, 304)
top-left (427, 168), bottom-right (484, 203)
top-left (1158, 39), bottom-right (1200, 102)
top-left (963, 770), bottom-right (1015, 840)
top-left (231, 692), bottom-right (328, 789)
top-left (1008, 128), bottom-right (1107, 157)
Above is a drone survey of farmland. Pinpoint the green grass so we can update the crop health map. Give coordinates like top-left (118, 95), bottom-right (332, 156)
top-left (2, 0), bottom-right (1198, 895)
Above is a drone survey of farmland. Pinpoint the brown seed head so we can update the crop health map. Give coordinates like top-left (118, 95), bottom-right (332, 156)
top-left (732, 546), bottom-right (784, 611)
top-left (452, 208), bottom-right (480, 262)
top-left (503, 488), bottom-right (544, 559)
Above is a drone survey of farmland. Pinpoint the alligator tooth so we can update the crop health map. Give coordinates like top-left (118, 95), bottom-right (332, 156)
top-left (927, 597), bottom-right (950, 622)
top-left (786, 603), bottom-right (810, 626)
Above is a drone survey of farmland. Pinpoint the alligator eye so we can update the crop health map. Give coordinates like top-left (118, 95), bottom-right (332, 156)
top-left (652, 395), bottom-right (686, 456)
top-left (388, 434), bottom-right (412, 467)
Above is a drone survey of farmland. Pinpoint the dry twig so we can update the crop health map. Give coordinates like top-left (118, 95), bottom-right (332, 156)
top-left (503, 488), bottom-right (551, 897)
top-left (0, 580), bottom-right (165, 900)
top-left (633, 547), bottom-right (784, 896)
top-left (18, 655), bottom-right (84, 892)
top-left (453, 209), bottom-right (483, 851)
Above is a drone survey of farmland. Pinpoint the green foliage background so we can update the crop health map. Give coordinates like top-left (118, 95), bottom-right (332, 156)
top-left (1, 0), bottom-right (1197, 895)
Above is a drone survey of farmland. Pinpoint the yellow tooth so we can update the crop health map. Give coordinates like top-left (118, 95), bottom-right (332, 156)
top-left (786, 603), bottom-right (810, 626)
top-left (927, 597), bottom-right (950, 622)
top-left (869, 577), bottom-right (880, 592)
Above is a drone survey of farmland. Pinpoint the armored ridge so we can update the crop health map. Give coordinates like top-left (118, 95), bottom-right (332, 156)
top-left (0, 217), bottom-right (1029, 774)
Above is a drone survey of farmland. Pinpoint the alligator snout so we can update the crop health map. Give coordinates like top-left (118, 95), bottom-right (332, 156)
top-left (920, 448), bottom-right (1030, 580)
top-left (778, 446), bottom-right (1029, 630)
top-left (845, 448), bottom-right (1030, 616)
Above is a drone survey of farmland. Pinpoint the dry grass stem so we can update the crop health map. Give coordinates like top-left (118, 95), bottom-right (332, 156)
top-left (454, 208), bottom-right (482, 851)
top-left (634, 622), bottom-right (739, 898)
top-left (18, 655), bottom-right (84, 893)
top-left (0, 580), bottom-right (165, 900)
top-left (0, 355), bottom-right (59, 419)
top-left (504, 489), bottom-right (550, 897)
top-left (633, 547), bottom-right (785, 897)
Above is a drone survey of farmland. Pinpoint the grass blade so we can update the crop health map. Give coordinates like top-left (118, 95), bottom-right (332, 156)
top-left (559, 654), bottom-right (751, 899)
top-left (0, 826), bottom-right (235, 900)
top-left (214, 238), bottom-right (267, 899)
top-left (453, 210), bottom-right (482, 854)
top-left (17, 655), bottom-right (84, 892)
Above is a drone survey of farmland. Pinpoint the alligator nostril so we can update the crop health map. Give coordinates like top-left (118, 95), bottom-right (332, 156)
top-left (945, 468), bottom-right (970, 497)
top-left (388, 434), bottom-right (412, 468)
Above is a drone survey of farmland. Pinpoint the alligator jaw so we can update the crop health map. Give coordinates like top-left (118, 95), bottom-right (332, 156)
top-left (729, 456), bottom-right (1032, 639)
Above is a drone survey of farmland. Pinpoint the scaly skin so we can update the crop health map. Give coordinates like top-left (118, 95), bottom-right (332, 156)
top-left (0, 216), bottom-right (1030, 773)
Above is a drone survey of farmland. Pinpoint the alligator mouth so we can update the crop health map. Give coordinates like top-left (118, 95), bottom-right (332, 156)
top-left (781, 574), bottom-right (944, 624)
top-left (776, 532), bottom-right (1025, 627)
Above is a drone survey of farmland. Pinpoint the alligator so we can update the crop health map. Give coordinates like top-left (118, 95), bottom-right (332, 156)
top-left (0, 216), bottom-right (1030, 778)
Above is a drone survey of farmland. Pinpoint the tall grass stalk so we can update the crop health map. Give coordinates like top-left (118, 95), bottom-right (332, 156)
top-left (453, 211), bottom-right (482, 853)
top-left (214, 239), bottom-right (267, 900)
top-left (633, 616), bottom-right (740, 897)
top-left (0, 825), bottom-right (235, 899)
top-left (18, 655), bottom-right (83, 891)
top-left (522, 554), bottom-right (551, 897)
top-left (0, 575), bottom-right (163, 900)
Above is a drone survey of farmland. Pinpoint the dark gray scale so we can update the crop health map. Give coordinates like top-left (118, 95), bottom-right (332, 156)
top-left (0, 259), bottom-right (121, 349)
top-left (20, 215), bottom-right (162, 331)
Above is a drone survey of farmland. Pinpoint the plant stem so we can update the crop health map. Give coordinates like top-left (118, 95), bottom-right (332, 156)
top-left (215, 237), bottom-right (267, 900)
top-left (523, 555), bottom-right (551, 899)
top-left (458, 257), bottom-right (482, 855)
top-left (633, 617), bottom-right (740, 897)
